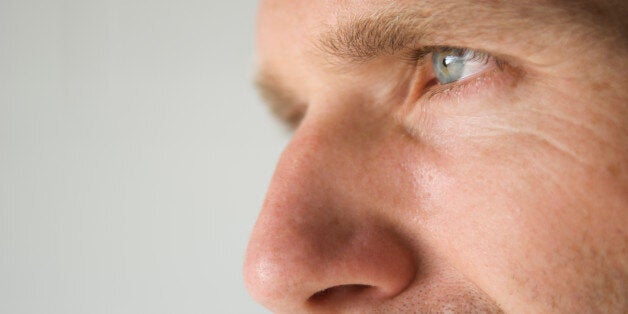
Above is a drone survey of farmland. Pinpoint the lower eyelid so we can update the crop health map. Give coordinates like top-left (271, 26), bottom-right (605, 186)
top-left (459, 58), bottom-right (497, 81)
top-left (398, 64), bottom-right (515, 141)
top-left (397, 49), bottom-right (526, 141)
top-left (416, 53), bottom-right (507, 101)
top-left (423, 64), bottom-right (501, 102)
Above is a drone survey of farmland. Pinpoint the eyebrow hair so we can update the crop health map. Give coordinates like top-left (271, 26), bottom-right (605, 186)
top-left (254, 72), bottom-right (305, 129)
top-left (256, 0), bottom-right (626, 125)
top-left (315, 10), bottom-right (427, 63)
top-left (314, 0), bottom-right (626, 64)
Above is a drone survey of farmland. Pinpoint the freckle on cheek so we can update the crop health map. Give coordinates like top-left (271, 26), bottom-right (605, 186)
top-left (606, 163), bottom-right (620, 178)
top-left (591, 81), bottom-right (610, 92)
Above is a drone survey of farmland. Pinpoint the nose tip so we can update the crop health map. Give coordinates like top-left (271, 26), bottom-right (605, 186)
top-left (243, 211), bottom-right (416, 312)
top-left (243, 123), bottom-right (417, 312)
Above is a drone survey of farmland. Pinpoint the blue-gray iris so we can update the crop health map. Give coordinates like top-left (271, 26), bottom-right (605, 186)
top-left (432, 48), bottom-right (490, 84)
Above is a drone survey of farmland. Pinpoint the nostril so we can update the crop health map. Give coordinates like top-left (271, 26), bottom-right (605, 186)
top-left (308, 284), bottom-right (373, 304)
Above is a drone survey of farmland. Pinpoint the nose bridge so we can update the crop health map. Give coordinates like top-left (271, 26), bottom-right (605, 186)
top-left (244, 112), bottom-right (417, 312)
top-left (263, 108), bottom-right (380, 217)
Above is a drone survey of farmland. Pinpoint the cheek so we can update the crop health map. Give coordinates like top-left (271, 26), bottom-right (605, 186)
top-left (428, 147), bottom-right (621, 311)
top-left (404, 80), bottom-right (626, 310)
top-left (408, 142), bottom-right (590, 312)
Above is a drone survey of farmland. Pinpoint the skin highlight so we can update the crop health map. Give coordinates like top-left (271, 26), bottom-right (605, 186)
top-left (245, 0), bottom-right (628, 313)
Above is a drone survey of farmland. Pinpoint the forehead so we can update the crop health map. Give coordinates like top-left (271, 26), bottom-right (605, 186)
top-left (255, 0), bottom-right (425, 96)
top-left (255, 0), bottom-right (337, 107)
top-left (255, 0), bottom-right (617, 59)
top-left (256, 0), bottom-right (531, 72)
top-left (256, 1), bottom-right (344, 72)
top-left (256, 0), bottom-right (417, 57)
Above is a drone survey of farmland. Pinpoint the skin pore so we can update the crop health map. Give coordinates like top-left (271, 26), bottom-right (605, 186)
top-left (244, 0), bottom-right (628, 313)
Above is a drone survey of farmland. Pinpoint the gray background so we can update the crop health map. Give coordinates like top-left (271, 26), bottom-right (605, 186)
top-left (1, 0), bottom-right (284, 313)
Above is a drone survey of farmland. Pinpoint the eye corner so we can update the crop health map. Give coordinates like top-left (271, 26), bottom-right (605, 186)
top-left (402, 45), bottom-right (524, 106)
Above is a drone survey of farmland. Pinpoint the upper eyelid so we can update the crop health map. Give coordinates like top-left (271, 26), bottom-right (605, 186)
top-left (311, 0), bottom-right (624, 88)
top-left (404, 46), bottom-right (492, 62)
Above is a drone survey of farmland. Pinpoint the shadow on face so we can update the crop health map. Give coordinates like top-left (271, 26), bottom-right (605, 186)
top-left (244, 0), bottom-right (628, 312)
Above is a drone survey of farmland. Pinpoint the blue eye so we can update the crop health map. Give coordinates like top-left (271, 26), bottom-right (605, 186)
top-left (432, 48), bottom-right (493, 84)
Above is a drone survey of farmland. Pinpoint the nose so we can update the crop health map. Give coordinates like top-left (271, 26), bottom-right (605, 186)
top-left (243, 113), bottom-right (417, 312)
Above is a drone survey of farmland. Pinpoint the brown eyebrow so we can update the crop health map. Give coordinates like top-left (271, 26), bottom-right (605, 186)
top-left (254, 71), bottom-right (306, 129)
top-left (314, 1), bottom-right (624, 64)
top-left (255, 0), bottom-right (625, 126)
top-left (315, 10), bottom-right (428, 63)
top-left (255, 9), bottom-right (433, 127)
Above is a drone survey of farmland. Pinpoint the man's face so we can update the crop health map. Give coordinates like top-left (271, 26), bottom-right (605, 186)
top-left (244, 0), bottom-right (628, 313)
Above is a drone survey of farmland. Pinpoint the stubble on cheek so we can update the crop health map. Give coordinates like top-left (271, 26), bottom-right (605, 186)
top-left (369, 266), bottom-right (505, 314)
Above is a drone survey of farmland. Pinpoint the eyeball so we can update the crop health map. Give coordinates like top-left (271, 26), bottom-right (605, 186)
top-left (432, 48), bottom-right (494, 84)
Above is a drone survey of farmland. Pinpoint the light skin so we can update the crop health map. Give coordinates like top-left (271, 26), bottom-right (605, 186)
top-left (244, 0), bottom-right (628, 313)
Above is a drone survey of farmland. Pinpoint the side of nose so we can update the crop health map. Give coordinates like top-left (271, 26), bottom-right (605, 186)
top-left (243, 115), bottom-right (417, 312)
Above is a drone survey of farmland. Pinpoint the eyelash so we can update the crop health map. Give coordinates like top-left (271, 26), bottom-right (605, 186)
top-left (407, 46), bottom-right (502, 68)
top-left (405, 46), bottom-right (505, 101)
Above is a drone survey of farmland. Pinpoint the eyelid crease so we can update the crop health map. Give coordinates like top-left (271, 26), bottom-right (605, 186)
top-left (400, 47), bottom-right (432, 65)
top-left (403, 46), bottom-right (493, 64)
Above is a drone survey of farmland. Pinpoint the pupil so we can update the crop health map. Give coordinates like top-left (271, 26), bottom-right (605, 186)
top-left (442, 56), bottom-right (454, 68)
